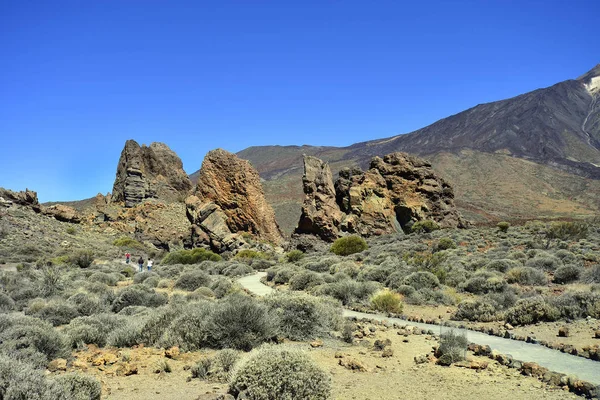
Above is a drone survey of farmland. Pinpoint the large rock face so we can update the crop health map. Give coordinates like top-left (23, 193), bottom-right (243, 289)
top-left (295, 156), bottom-right (344, 241)
top-left (112, 140), bottom-right (192, 207)
top-left (295, 152), bottom-right (467, 240)
top-left (186, 149), bottom-right (283, 251)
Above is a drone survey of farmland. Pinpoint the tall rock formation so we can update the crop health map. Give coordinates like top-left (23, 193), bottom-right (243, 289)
top-left (295, 152), bottom-right (467, 240)
top-left (295, 156), bottom-right (344, 241)
top-left (112, 140), bottom-right (192, 207)
top-left (186, 149), bottom-right (284, 251)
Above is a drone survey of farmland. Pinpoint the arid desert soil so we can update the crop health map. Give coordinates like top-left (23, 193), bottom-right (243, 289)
top-left (58, 325), bottom-right (580, 400)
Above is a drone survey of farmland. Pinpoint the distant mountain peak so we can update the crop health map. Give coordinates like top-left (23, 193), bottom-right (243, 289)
top-left (577, 63), bottom-right (600, 83)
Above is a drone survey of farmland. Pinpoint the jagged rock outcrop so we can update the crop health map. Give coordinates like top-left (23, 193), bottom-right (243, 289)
top-left (186, 149), bottom-right (283, 251)
top-left (0, 188), bottom-right (81, 223)
top-left (111, 140), bottom-right (192, 207)
top-left (295, 156), bottom-right (344, 241)
top-left (0, 188), bottom-right (40, 209)
top-left (295, 152), bottom-right (467, 240)
top-left (42, 204), bottom-right (81, 223)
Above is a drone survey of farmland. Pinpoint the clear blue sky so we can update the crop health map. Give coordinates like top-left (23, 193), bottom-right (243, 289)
top-left (1, 0), bottom-right (598, 202)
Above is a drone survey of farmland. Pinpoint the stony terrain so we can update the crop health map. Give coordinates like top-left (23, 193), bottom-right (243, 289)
top-left (232, 64), bottom-right (600, 231)
top-left (296, 152), bottom-right (466, 241)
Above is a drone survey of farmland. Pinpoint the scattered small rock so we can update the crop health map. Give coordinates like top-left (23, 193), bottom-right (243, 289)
top-left (381, 348), bottom-right (393, 358)
top-left (338, 358), bottom-right (367, 372)
top-left (558, 327), bottom-right (569, 337)
top-left (165, 346), bottom-right (180, 359)
top-left (47, 358), bottom-right (67, 372)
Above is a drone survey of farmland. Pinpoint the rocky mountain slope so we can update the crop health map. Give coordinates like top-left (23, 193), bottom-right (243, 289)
top-left (225, 64), bottom-right (600, 232)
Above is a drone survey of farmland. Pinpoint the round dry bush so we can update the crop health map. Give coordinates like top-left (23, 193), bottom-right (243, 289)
top-left (0, 314), bottom-right (70, 367)
top-left (111, 285), bottom-right (168, 313)
top-left (88, 271), bottom-right (119, 286)
top-left (265, 292), bottom-right (341, 340)
top-left (505, 267), bottom-right (547, 286)
top-left (525, 256), bottom-right (562, 271)
top-left (64, 313), bottom-right (127, 348)
top-left (0, 355), bottom-right (67, 400)
top-left (553, 264), bottom-right (583, 284)
top-left (208, 294), bottom-right (279, 351)
top-left (31, 300), bottom-right (81, 327)
top-left (485, 259), bottom-right (520, 273)
top-left (289, 271), bottom-right (324, 291)
top-left (174, 270), bottom-right (212, 291)
top-left (460, 271), bottom-right (507, 294)
top-left (505, 296), bottom-right (560, 326)
top-left (133, 271), bottom-right (159, 284)
top-left (0, 292), bottom-right (15, 312)
top-left (210, 277), bottom-right (236, 299)
top-left (403, 271), bottom-right (440, 291)
top-left (229, 345), bottom-right (331, 400)
top-left (453, 300), bottom-right (499, 322)
top-left (52, 372), bottom-right (102, 400)
top-left (187, 286), bottom-right (215, 301)
top-left (583, 265), bottom-right (600, 284)
top-left (67, 292), bottom-right (107, 316)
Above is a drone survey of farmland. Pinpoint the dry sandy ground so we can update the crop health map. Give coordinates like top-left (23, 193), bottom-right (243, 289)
top-left (58, 325), bottom-right (580, 400)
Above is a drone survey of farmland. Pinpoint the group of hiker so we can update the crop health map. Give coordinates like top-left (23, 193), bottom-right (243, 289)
top-left (124, 252), bottom-right (153, 272)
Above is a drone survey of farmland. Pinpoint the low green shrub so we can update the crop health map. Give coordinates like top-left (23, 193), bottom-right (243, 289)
top-left (133, 271), bottom-right (159, 284)
top-left (235, 249), bottom-right (269, 261)
top-left (453, 300), bottom-right (499, 322)
top-left (0, 314), bottom-right (70, 367)
top-left (174, 270), bottom-right (212, 291)
top-left (286, 250), bottom-right (304, 262)
top-left (64, 313), bottom-right (127, 348)
top-left (70, 250), bottom-right (94, 268)
top-left (436, 330), bottom-right (468, 365)
top-left (525, 256), bottom-right (562, 271)
top-left (0, 293), bottom-right (15, 312)
top-left (461, 271), bottom-right (506, 294)
top-left (113, 236), bottom-right (144, 249)
top-left (315, 280), bottom-right (379, 305)
top-left (29, 299), bottom-right (80, 327)
top-left (497, 221), bottom-right (510, 232)
top-left (411, 220), bottom-right (440, 233)
top-left (403, 271), bottom-right (440, 291)
top-left (436, 238), bottom-right (456, 251)
top-left (553, 264), bottom-right (583, 284)
top-left (330, 235), bottom-right (368, 256)
top-left (289, 271), bottom-right (324, 291)
top-left (546, 221), bottom-right (588, 242)
top-left (265, 292), bottom-right (341, 340)
top-left (370, 290), bottom-right (403, 314)
top-left (67, 292), bottom-right (107, 316)
top-left (161, 248), bottom-right (221, 265)
top-left (52, 373), bottom-right (102, 400)
top-left (88, 271), bottom-right (119, 286)
top-left (583, 265), bottom-right (600, 284)
top-left (505, 297), bottom-right (560, 326)
top-left (111, 285), bottom-right (168, 312)
top-left (229, 345), bottom-right (331, 400)
top-left (505, 267), bottom-right (547, 286)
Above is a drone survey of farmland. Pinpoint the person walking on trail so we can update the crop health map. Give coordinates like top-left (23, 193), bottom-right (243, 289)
top-left (147, 259), bottom-right (153, 271)
top-left (138, 256), bottom-right (144, 272)
top-left (125, 252), bottom-right (131, 264)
